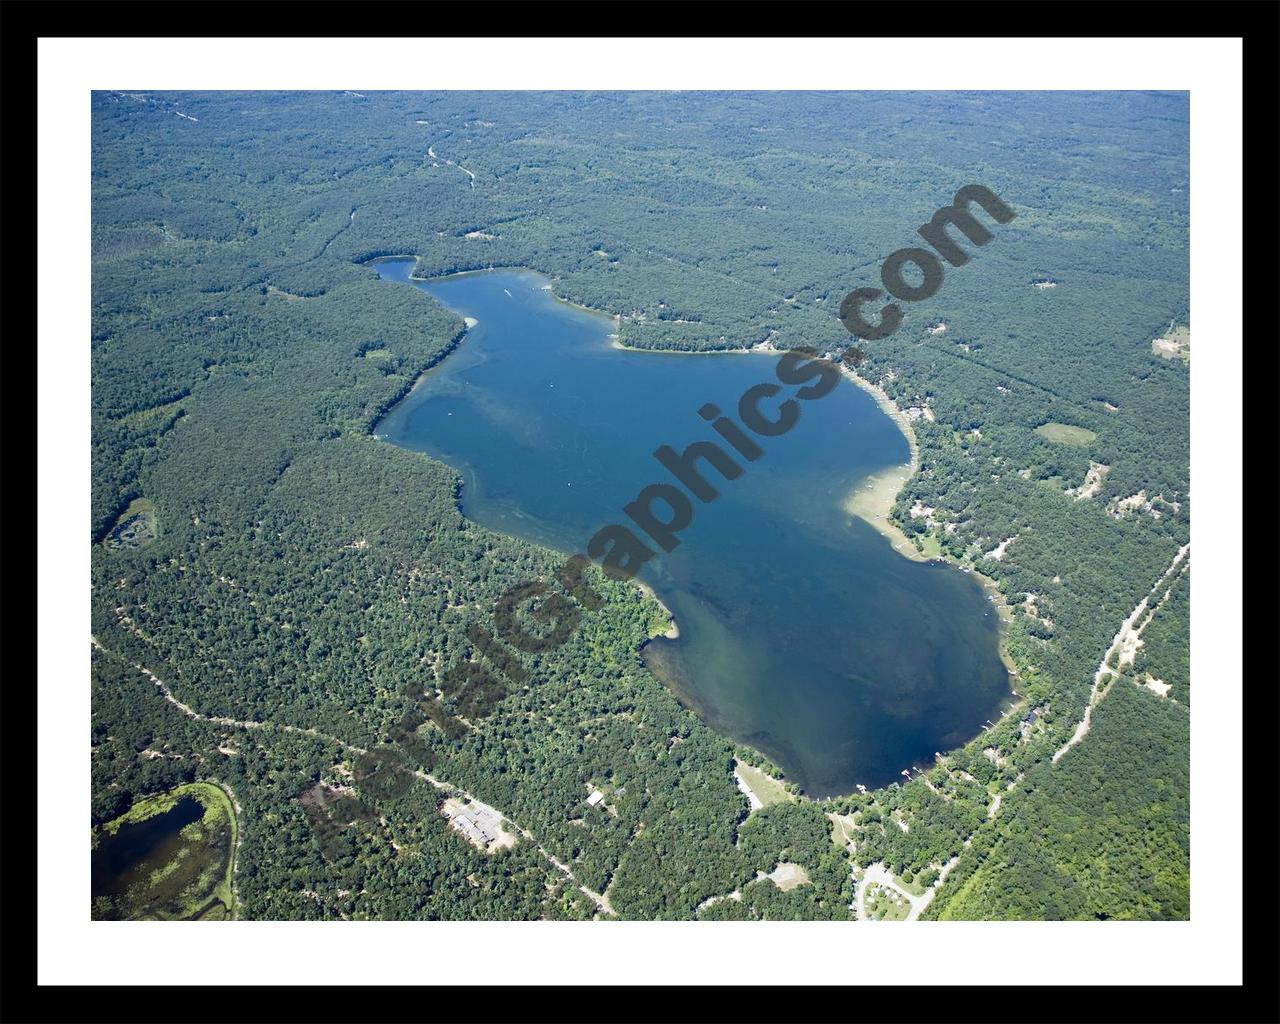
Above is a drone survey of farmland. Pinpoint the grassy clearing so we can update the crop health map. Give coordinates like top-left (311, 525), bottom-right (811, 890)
top-left (829, 812), bottom-right (856, 848)
top-left (104, 497), bottom-right (157, 550)
top-left (865, 883), bottom-right (910, 921)
top-left (118, 396), bottom-right (185, 430)
top-left (266, 284), bottom-right (312, 302)
top-left (1035, 422), bottom-right (1097, 446)
top-left (895, 872), bottom-right (927, 897)
top-left (735, 760), bottom-right (793, 808)
top-left (915, 534), bottom-right (943, 559)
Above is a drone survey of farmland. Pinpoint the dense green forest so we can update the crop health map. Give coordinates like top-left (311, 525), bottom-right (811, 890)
top-left (91, 90), bottom-right (1189, 920)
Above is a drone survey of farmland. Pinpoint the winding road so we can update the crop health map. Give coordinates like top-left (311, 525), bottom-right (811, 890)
top-left (91, 636), bottom-right (615, 917)
top-left (853, 858), bottom-right (960, 922)
top-left (1053, 543), bottom-right (1190, 764)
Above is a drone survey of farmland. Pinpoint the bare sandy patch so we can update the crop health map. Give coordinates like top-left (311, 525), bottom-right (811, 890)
top-left (760, 862), bottom-right (811, 892)
top-left (734, 769), bottom-right (763, 810)
top-left (266, 284), bottom-right (312, 302)
top-left (843, 461), bottom-right (925, 561)
top-left (1143, 675), bottom-right (1172, 698)
top-left (837, 366), bottom-right (932, 562)
top-left (696, 890), bottom-right (742, 913)
top-left (1108, 490), bottom-right (1149, 518)
top-left (441, 796), bottom-right (518, 853)
top-left (1152, 322), bottom-right (1190, 363)
top-left (1070, 461), bottom-right (1111, 501)
top-left (984, 535), bottom-right (1017, 561)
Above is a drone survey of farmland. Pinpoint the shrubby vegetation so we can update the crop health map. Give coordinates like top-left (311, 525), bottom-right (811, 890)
top-left (1133, 568), bottom-right (1191, 704)
top-left (923, 682), bottom-right (1190, 920)
top-left (91, 90), bottom-right (1188, 919)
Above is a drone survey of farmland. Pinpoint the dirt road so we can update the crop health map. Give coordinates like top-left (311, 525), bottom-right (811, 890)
top-left (92, 637), bottom-right (615, 916)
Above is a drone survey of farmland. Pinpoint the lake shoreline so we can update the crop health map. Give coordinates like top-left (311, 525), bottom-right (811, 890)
top-left (634, 579), bottom-right (679, 639)
top-left (605, 334), bottom-right (931, 566)
top-left (829, 367), bottom-right (1022, 714)
top-left (370, 259), bottom-right (1019, 798)
top-left (834, 365), bottom-right (930, 564)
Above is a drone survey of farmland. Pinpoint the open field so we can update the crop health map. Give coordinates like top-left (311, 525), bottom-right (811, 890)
top-left (1035, 422), bottom-right (1098, 446)
top-left (734, 760), bottom-right (793, 808)
top-left (103, 496), bottom-right (157, 550)
top-left (1151, 323), bottom-right (1190, 363)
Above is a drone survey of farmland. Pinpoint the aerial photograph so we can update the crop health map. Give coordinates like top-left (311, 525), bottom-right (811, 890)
top-left (87, 89), bottom-right (1192, 925)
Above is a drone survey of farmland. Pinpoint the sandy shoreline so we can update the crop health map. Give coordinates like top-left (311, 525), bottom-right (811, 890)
top-left (605, 335), bottom-right (930, 563)
top-left (831, 365), bottom-right (931, 562)
top-left (833, 367), bottom-right (1021, 683)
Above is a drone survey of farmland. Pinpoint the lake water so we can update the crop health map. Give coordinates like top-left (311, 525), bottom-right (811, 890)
top-left (92, 795), bottom-right (207, 919)
top-left (92, 787), bottom-right (235, 920)
top-left (373, 259), bottom-right (1010, 796)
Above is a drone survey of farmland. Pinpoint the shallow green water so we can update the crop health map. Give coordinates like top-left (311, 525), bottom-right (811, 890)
top-left (374, 259), bottom-right (1010, 796)
top-left (91, 794), bottom-right (231, 920)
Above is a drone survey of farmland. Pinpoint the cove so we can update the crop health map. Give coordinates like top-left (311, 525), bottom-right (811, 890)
top-left (372, 259), bottom-right (1011, 797)
top-left (91, 784), bottom-right (236, 920)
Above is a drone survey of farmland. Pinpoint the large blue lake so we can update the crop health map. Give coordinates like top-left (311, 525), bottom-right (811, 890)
top-left (373, 259), bottom-right (1010, 796)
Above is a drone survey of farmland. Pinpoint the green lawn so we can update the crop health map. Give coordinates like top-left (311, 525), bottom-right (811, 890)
top-left (1035, 422), bottom-right (1097, 446)
top-left (735, 760), bottom-right (792, 808)
top-left (916, 534), bottom-right (943, 559)
top-left (894, 872), bottom-right (927, 897)
top-left (866, 883), bottom-right (910, 921)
